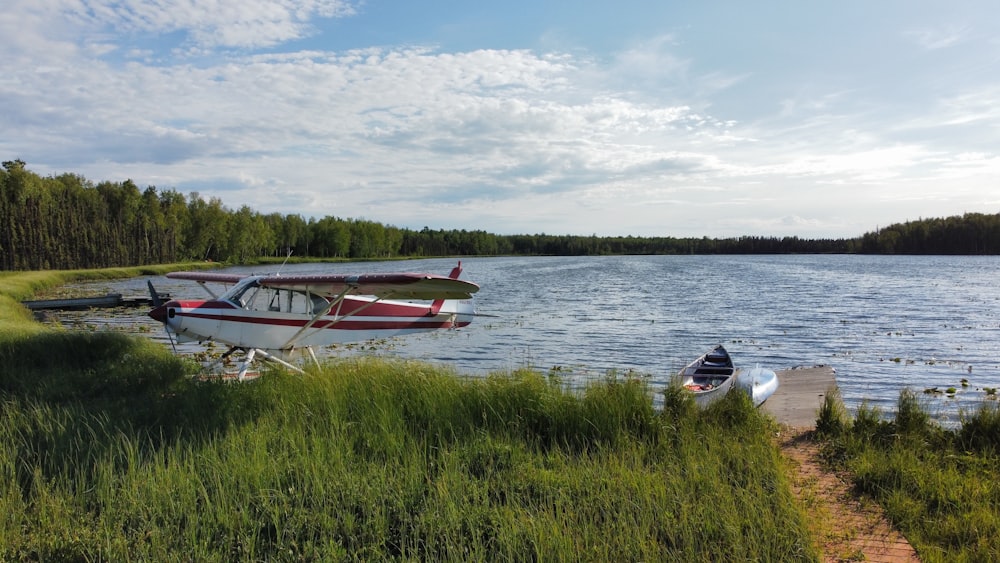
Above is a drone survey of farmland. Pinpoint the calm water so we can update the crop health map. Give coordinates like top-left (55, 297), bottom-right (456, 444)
top-left (59, 255), bottom-right (1000, 422)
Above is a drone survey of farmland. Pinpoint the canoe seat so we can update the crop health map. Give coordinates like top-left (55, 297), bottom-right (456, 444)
top-left (694, 366), bottom-right (733, 376)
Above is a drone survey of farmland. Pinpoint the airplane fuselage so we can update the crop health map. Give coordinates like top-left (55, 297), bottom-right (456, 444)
top-left (153, 296), bottom-right (474, 351)
top-left (148, 273), bottom-right (475, 354)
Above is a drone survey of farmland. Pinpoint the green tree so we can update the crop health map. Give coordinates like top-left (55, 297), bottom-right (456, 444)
top-left (184, 194), bottom-right (229, 261)
top-left (158, 189), bottom-right (188, 263)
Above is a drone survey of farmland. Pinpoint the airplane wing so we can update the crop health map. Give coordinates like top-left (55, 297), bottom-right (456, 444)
top-left (166, 272), bottom-right (247, 284)
top-left (165, 270), bottom-right (479, 300)
top-left (258, 273), bottom-right (479, 300)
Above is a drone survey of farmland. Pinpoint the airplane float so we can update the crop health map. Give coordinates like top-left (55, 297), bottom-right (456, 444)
top-left (147, 262), bottom-right (479, 380)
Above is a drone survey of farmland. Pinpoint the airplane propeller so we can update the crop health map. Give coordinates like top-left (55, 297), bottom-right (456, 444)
top-left (147, 280), bottom-right (163, 307)
top-left (147, 281), bottom-right (176, 353)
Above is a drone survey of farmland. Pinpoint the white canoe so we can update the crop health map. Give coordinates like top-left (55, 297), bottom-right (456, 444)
top-left (678, 345), bottom-right (737, 408)
top-left (679, 346), bottom-right (779, 408)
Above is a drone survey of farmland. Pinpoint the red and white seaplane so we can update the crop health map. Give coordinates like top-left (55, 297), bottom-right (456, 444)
top-left (147, 262), bottom-right (479, 379)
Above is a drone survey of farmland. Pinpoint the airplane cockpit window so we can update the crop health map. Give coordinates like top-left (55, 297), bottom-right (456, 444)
top-left (310, 294), bottom-right (329, 314)
top-left (242, 287), bottom-right (330, 315)
top-left (229, 281), bottom-right (261, 309)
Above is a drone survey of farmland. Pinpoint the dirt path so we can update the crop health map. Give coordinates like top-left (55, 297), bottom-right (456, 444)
top-left (779, 427), bottom-right (920, 562)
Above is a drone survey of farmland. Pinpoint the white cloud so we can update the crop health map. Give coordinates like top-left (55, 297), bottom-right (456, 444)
top-left (1, 1), bottom-right (999, 238)
top-left (11, 0), bottom-right (355, 52)
top-left (905, 25), bottom-right (968, 50)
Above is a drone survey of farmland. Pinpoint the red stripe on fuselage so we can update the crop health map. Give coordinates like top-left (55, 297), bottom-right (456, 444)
top-left (172, 299), bottom-right (468, 330)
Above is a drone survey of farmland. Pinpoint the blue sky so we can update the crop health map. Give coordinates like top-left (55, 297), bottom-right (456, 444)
top-left (3, 1), bottom-right (999, 238)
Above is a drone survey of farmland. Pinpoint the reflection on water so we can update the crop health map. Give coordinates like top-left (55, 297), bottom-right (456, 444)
top-left (48, 255), bottom-right (1000, 422)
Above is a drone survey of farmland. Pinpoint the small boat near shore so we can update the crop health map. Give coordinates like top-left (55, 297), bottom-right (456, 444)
top-left (679, 345), bottom-right (737, 407)
top-left (735, 364), bottom-right (780, 407)
top-left (678, 345), bottom-right (779, 408)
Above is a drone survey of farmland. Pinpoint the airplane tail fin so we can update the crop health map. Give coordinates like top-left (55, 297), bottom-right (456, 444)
top-left (430, 261), bottom-right (463, 315)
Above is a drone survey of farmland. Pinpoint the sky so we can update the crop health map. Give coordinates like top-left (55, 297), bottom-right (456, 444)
top-left (2, 1), bottom-right (999, 238)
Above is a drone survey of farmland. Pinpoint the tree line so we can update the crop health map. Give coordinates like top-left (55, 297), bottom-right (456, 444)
top-left (2, 160), bottom-right (999, 271)
top-left (855, 213), bottom-right (1000, 254)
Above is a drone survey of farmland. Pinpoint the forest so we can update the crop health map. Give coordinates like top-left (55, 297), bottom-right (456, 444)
top-left (2, 159), bottom-right (999, 271)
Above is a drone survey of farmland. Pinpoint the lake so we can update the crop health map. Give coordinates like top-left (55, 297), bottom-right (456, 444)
top-left (57, 255), bottom-right (1000, 423)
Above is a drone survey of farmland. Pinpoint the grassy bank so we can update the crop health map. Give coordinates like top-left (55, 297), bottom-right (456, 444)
top-left (0, 358), bottom-right (817, 561)
top-left (817, 388), bottom-right (1000, 562)
top-left (0, 266), bottom-right (816, 560)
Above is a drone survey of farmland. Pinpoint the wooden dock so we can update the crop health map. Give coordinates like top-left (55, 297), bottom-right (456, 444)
top-left (762, 365), bottom-right (838, 428)
top-left (21, 293), bottom-right (168, 311)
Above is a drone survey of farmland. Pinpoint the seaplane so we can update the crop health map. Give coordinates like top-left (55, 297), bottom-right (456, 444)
top-left (147, 262), bottom-right (479, 380)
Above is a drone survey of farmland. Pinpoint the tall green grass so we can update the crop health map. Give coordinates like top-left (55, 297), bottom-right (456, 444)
top-left (0, 358), bottom-right (818, 561)
top-left (818, 388), bottom-right (1000, 562)
top-left (1, 266), bottom-right (817, 560)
